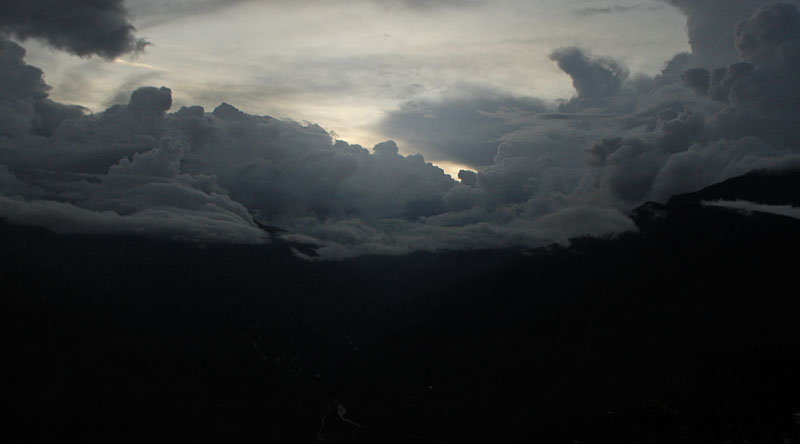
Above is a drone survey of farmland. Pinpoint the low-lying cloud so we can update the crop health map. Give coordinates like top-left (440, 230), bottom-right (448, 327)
top-left (703, 199), bottom-right (800, 220)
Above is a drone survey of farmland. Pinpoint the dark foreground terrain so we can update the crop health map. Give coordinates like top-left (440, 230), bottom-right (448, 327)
top-left (4, 170), bottom-right (800, 443)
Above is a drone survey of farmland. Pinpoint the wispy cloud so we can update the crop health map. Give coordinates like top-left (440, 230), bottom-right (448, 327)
top-left (113, 58), bottom-right (160, 71)
top-left (574, 4), bottom-right (661, 17)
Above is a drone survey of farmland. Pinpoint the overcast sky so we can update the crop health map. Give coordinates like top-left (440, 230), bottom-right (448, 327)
top-left (4, 0), bottom-right (800, 258)
top-left (22, 0), bottom-right (688, 169)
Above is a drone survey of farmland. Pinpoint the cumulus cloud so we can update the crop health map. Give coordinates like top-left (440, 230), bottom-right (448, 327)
top-left (0, 41), bottom-right (462, 252)
top-left (592, 3), bottom-right (800, 203)
top-left (735, 2), bottom-right (800, 67)
top-left (550, 48), bottom-right (629, 102)
top-left (0, 0), bottom-right (147, 59)
top-left (0, 37), bottom-right (264, 244)
top-left (375, 2), bottom-right (800, 238)
top-left (0, 38), bottom-right (86, 138)
top-left (658, 0), bottom-right (800, 68)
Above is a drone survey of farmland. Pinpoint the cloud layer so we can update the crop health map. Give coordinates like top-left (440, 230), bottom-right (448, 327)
top-left (0, 35), bottom-right (634, 257)
top-left (2, 1), bottom-right (800, 258)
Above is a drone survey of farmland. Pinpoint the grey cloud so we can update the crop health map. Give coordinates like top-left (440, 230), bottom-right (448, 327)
top-left (658, 0), bottom-right (800, 68)
top-left (458, 170), bottom-right (478, 187)
top-left (549, 48), bottom-right (629, 111)
top-left (129, 86), bottom-right (172, 116)
top-left (312, 2), bottom-right (800, 255)
top-left (0, 195), bottom-right (268, 244)
top-left (377, 91), bottom-right (548, 167)
top-left (0, 0), bottom-right (147, 59)
top-left (735, 2), bottom-right (800, 67)
top-left (104, 72), bottom-right (163, 108)
top-left (0, 148), bottom-right (267, 245)
top-left (0, 60), bottom-right (463, 252)
top-left (282, 205), bottom-right (635, 260)
top-left (0, 38), bottom-right (86, 138)
top-left (578, 4), bottom-right (800, 204)
top-left (679, 5), bottom-right (800, 146)
top-left (0, 63), bottom-right (635, 258)
top-left (0, 41), bottom-right (264, 244)
top-left (682, 67), bottom-right (711, 96)
top-left (412, 2), bottom-right (800, 219)
top-left (226, 2), bottom-right (800, 255)
top-left (654, 108), bottom-right (705, 153)
top-left (651, 138), bottom-right (800, 201)
top-left (597, 139), bottom-right (664, 203)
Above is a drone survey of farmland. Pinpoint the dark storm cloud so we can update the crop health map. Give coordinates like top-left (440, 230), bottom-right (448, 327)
top-left (586, 3), bottom-right (800, 203)
top-left (0, 0), bottom-right (146, 58)
top-left (735, 2), bottom-right (800, 67)
top-left (673, 4), bottom-right (800, 143)
top-left (658, 0), bottom-right (800, 68)
top-left (681, 68), bottom-right (711, 96)
top-left (0, 38), bottom-right (86, 138)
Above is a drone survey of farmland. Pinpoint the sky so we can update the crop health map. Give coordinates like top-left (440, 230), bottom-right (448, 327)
top-left (3, 0), bottom-right (800, 258)
top-left (22, 0), bottom-right (689, 168)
